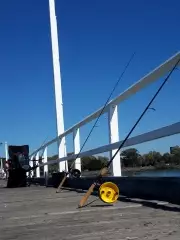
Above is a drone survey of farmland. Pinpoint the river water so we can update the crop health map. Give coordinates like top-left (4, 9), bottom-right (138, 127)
top-left (83, 169), bottom-right (180, 177)
top-left (134, 169), bottom-right (180, 177)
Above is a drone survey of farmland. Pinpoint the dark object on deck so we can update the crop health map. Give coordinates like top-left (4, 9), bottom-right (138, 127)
top-left (6, 145), bottom-right (36, 188)
top-left (7, 168), bottom-right (27, 187)
top-left (52, 172), bottom-right (68, 188)
top-left (70, 169), bottom-right (81, 178)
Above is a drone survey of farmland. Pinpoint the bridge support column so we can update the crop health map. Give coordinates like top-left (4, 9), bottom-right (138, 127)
top-left (49, 0), bottom-right (68, 173)
top-left (43, 147), bottom-right (48, 176)
top-left (30, 156), bottom-right (34, 177)
top-left (36, 152), bottom-right (40, 178)
top-left (108, 104), bottom-right (121, 176)
top-left (5, 142), bottom-right (8, 161)
top-left (58, 138), bottom-right (68, 172)
top-left (73, 128), bottom-right (81, 172)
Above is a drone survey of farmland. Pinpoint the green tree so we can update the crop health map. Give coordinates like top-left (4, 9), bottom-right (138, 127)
top-left (97, 156), bottom-right (109, 167)
top-left (170, 146), bottom-right (180, 155)
top-left (162, 152), bottom-right (172, 164)
top-left (81, 156), bottom-right (96, 170)
top-left (171, 146), bottom-right (180, 165)
top-left (81, 155), bottom-right (109, 171)
top-left (121, 148), bottom-right (141, 167)
top-left (143, 151), bottom-right (162, 166)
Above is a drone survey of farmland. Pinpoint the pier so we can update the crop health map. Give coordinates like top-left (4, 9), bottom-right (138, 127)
top-left (0, 1), bottom-right (180, 239)
top-left (1, 180), bottom-right (180, 240)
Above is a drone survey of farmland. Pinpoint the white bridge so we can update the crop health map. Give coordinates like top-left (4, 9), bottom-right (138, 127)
top-left (3, 0), bottom-right (178, 178)
top-left (29, 50), bottom-right (180, 178)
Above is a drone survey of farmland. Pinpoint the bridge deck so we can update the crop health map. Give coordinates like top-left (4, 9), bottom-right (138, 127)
top-left (0, 180), bottom-right (180, 240)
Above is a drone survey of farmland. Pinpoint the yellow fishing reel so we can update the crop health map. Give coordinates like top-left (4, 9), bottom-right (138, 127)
top-left (98, 182), bottom-right (119, 204)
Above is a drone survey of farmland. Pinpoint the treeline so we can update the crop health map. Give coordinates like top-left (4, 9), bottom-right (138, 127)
top-left (47, 145), bottom-right (180, 174)
top-left (120, 146), bottom-right (180, 169)
top-left (47, 154), bottom-right (109, 174)
top-left (2, 145), bottom-right (180, 174)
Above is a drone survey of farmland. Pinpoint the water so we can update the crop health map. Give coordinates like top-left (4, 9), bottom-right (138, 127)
top-left (82, 169), bottom-right (180, 177)
top-left (135, 169), bottom-right (180, 177)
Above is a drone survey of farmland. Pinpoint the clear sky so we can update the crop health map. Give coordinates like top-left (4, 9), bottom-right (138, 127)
top-left (0, 0), bottom-right (180, 158)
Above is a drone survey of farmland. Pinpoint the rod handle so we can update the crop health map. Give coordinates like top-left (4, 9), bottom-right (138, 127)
top-left (56, 174), bottom-right (67, 193)
top-left (78, 183), bottom-right (96, 208)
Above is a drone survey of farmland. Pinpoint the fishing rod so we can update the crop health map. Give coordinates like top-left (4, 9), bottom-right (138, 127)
top-left (78, 56), bottom-right (180, 208)
top-left (56, 52), bottom-right (136, 193)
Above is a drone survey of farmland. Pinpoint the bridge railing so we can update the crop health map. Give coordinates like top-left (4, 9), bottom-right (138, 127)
top-left (29, 51), bottom-right (180, 178)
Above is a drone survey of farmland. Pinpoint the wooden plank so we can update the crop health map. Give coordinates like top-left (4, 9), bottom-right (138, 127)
top-left (0, 180), bottom-right (180, 240)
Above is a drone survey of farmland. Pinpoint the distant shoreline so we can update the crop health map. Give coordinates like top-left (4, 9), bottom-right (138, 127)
top-left (82, 165), bottom-right (180, 177)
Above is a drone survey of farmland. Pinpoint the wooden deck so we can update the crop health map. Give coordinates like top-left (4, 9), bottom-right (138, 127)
top-left (0, 180), bottom-right (180, 239)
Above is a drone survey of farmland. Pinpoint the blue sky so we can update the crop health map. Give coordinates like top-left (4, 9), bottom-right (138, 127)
top-left (0, 0), bottom-right (180, 158)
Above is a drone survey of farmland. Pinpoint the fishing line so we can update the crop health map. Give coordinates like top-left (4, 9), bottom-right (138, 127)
top-left (106, 58), bottom-right (180, 168)
top-left (30, 136), bottom-right (49, 157)
top-left (78, 56), bottom-right (180, 208)
top-left (56, 52), bottom-right (136, 192)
